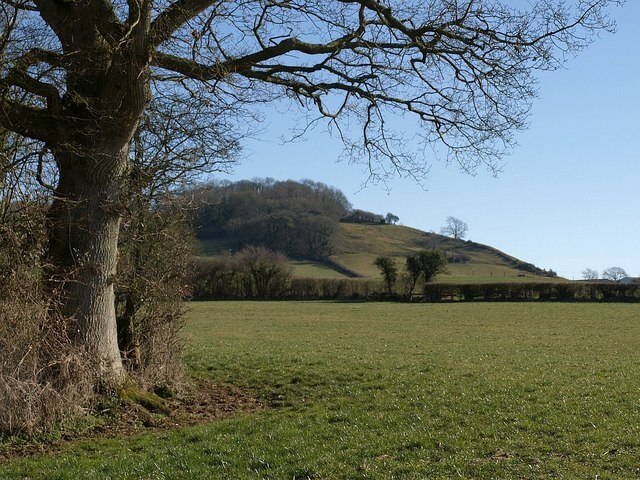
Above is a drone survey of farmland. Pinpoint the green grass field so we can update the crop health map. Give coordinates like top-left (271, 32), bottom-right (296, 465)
top-left (289, 260), bottom-right (349, 279)
top-left (3, 301), bottom-right (640, 478)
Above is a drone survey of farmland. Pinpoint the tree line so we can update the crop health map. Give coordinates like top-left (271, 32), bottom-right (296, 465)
top-left (191, 247), bottom-right (640, 302)
top-left (191, 179), bottom-right (396, 259)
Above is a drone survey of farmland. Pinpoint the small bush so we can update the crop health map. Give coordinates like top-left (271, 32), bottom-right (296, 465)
top-left (115, 197), bottom-right (193, 389)
top-left (238, 246), bottom-right (292, 298)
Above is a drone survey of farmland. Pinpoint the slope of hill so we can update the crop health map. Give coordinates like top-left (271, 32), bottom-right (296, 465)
top-left (191, 178), bottom-right (351, 259)
top-left (329, 223), bottom-right (560, 283)
top-left (196, 221), bottom-right (559, 283)
top-left (191, 178), bottom-right (559, 283)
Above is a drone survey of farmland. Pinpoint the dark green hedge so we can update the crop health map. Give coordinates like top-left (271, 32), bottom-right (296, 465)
top-left (422, 283), bottom-right (640, 302)
top-left (192, 273), bottom-right (385, 300)
top-left (288, 278), bottom-right (383, 299)
top-left (192, 271), bottom-right (640, 302)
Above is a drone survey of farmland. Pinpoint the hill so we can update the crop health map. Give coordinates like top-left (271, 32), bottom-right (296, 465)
top-left (328, 223), bottom-right (560, 283)
top-left (191, 178), bottom-right (351, 259)
top-left (191, 179), bottom-right (558, 283)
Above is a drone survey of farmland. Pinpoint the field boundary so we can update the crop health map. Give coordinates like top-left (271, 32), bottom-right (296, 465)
top-left (193, 280), bottom-right (640, 303)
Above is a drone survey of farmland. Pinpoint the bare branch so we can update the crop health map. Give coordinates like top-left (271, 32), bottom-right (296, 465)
top-left (4, 0), bottom-right (622, 178)
top-left (150, 0), bottom-right (220, 47)
top-left (1, 0), bottom-right (36, 11)
top-left (2, 48), bottom-right (63, 114)
top-left (0, 99), bottom-right (57, 144)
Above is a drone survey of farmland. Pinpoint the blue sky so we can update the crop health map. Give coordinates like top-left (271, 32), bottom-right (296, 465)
top-left (220, 2), bottom-right (639, 280)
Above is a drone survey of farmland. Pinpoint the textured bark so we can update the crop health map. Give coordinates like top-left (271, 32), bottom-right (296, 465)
top-left (47, 146), bottom-right (130, 383)
top-left (39, 8), bottom-right (150, 385)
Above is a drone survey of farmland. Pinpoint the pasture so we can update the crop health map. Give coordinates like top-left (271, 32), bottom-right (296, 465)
top-left (289, 260), bottom-right (349, 279)
top-left (330, 223), bottom-right (558, 282)
top-left (3, 302), bottom-right (640, 478)
top-left (330, 252), bottom-right (560, 283)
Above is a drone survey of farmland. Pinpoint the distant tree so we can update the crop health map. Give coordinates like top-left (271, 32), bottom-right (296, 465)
top-left (417, 250), bottom-right (449, 284)
top-left (402, 249), bottom-right (448, 296)
top-left (404, 255), bottom-right (423, 296)
top-left (581, 268), bottom-right (599, 280)
top-left (374, 256), bottom-right (398, 294)
top-left (342, 209), bottom-right (385, 224)
top-left (440, 217), bottom-right (468, 240)
top-left (385, 213), bottom-right (400, 225)
top-left (602, 267), bottom-right (628, 282)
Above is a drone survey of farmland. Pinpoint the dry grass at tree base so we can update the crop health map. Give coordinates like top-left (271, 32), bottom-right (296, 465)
top-left (0, 189), bottom-right (195, 436)
top-left (0, 379), bottom-right (261, 463)
top-left (0, 299), bottom-right (94, 436)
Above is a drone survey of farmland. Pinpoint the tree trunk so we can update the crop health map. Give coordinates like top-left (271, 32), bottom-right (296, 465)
top-left (47, 145), bottom-right (129, 385)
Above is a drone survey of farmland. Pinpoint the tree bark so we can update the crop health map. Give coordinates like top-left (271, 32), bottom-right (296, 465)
top-left (47, 145), bottom-right (130, 384)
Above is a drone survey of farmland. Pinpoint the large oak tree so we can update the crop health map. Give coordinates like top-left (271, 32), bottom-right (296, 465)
top-left (0, 0), bottom-right (618, 385)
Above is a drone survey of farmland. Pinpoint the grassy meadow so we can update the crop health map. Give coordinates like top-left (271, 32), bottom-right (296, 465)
top-left (289, 261), bottom-right (349, 279)
top-left (4, 301), bottom-right (640, 479)
top-left (330, 252), bottom-right (554, 283)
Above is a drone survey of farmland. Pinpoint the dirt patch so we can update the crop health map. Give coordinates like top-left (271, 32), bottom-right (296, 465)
top-left (167, 380), bottom-right (262, 426)
top-left (0, 380), bottom-right (262, 463)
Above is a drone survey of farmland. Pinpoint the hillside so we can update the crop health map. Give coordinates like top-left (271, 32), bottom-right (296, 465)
top-left (191, 178), bottom-right (559, 283)
top-left (328, 223), bottom-right (560, 283)
top-left (197, 222), bottom-right (559, 283)
top-left (191, 179), bottom-right (350, 260)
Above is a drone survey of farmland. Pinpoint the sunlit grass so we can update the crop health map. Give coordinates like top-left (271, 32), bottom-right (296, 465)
top-left (332, 252), bottom-right (553, 283)
top-left (3, 301), bottom-right (640, 479)
top-left (288, 260), bottom-right (348, 279)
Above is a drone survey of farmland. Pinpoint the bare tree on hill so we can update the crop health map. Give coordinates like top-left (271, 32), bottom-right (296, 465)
top-left (602, 266), bottom-right (628, 282)
top-left (440, 216), bottom-right (468, 240)
top-left (0, 0), bottom-right (619, 388)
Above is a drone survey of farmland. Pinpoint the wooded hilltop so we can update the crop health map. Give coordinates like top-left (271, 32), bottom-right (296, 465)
top-left (191, 178), bottom-right (387, 259)
top-left (189, 178), bottom-right (556, 279)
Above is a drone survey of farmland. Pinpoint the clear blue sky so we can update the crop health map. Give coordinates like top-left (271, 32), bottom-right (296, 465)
top-left (219, 2), bottom-right (639, 280)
